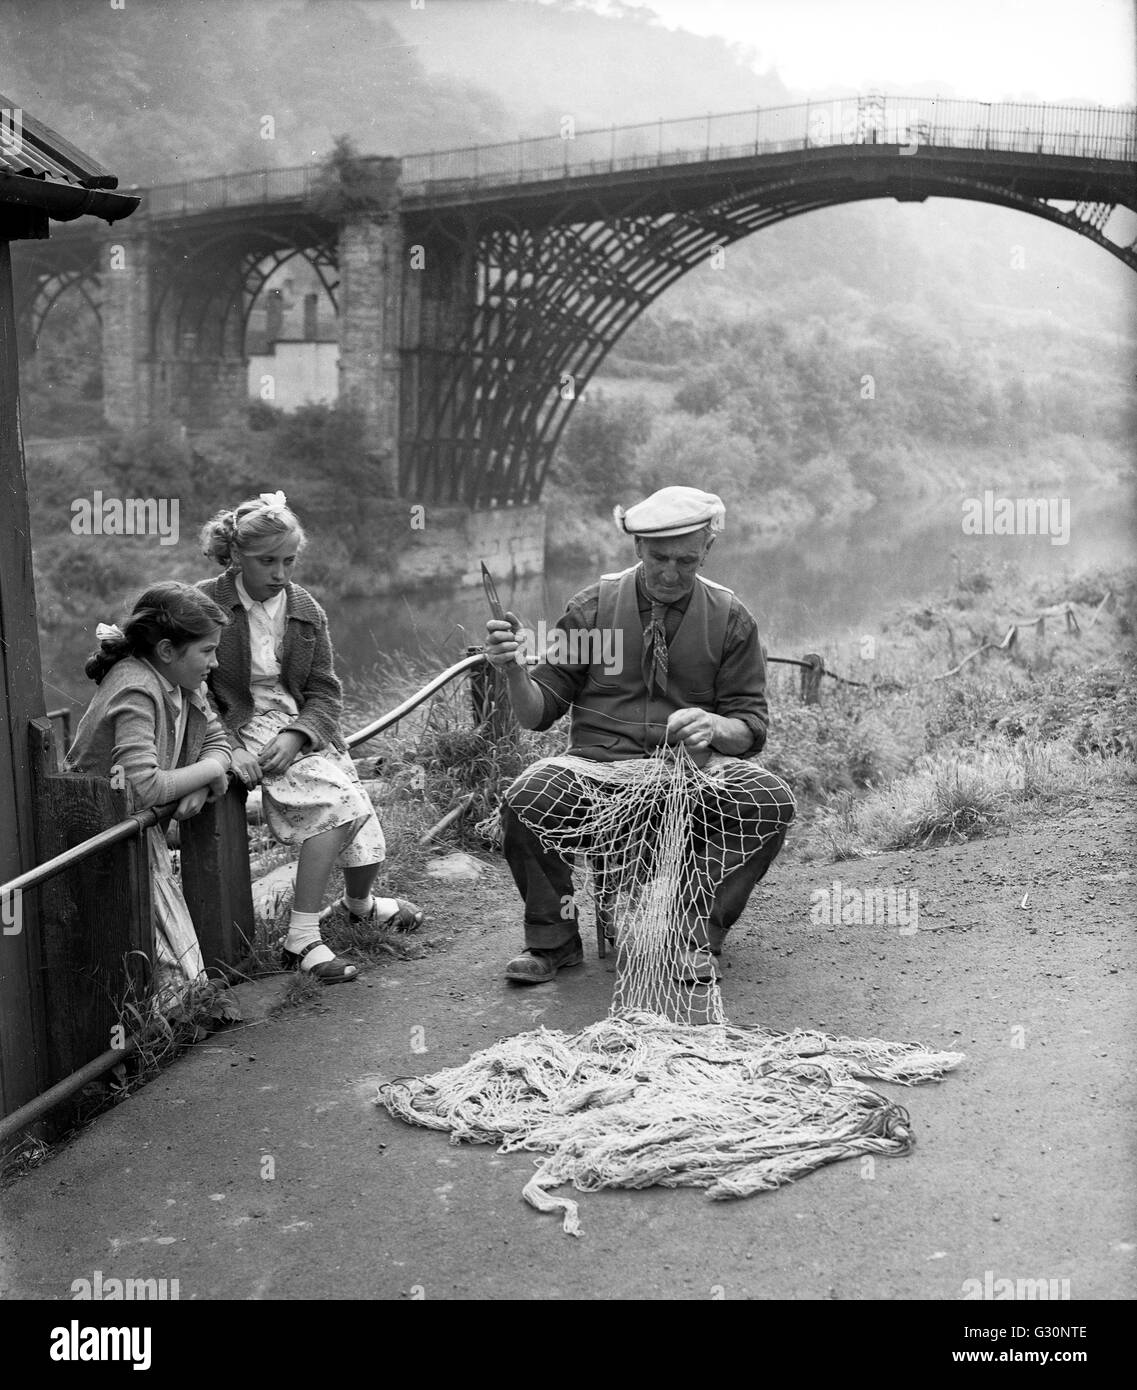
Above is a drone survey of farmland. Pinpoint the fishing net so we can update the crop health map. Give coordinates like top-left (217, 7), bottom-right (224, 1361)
top-left (379, 746), bottom-right (964, 1235)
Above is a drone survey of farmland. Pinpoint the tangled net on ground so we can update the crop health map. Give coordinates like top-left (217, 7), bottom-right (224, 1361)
top-left (380, 747), bottom-right (964, 1235)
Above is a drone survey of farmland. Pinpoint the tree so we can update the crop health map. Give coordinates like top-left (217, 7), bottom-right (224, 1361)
top-left (306, 135), bottom-right (399, 220)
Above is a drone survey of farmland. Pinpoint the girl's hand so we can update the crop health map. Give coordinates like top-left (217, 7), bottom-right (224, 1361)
top-left (174, 787), bottom-right (210, 821)
top-left (206, 767), bottom-right (230, 801)
top-left (259, 730), bottom-right (307, 777)
top-left (231, 748), bottom-right (263, 789)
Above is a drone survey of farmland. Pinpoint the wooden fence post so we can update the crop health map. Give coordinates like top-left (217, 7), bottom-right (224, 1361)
top-left (465, 645), bottom-right (518, 745)
top-left (28, 717), bottom-right (153, 1090)
top-left (800, 652), bottom-right (824, 705)
top-left (0, 239), bottom-right (51, 1123)
top-left (179, 780), bottom-right (255, 976)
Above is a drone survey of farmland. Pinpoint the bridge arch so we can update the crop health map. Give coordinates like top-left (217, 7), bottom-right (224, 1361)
top-left (10, 95), bottom-right (1134, 496)
top-left (403, 141), bottom-right (1137, 506)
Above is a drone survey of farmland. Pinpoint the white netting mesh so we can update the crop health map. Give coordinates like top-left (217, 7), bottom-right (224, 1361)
top-left (380, 747), bottom-right (964, 1234)
top-left (502, 749), bottom-right (796, 1024)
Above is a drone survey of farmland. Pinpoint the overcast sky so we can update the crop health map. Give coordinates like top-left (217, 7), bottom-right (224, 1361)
top-left (556, 0), bottom-right (1137, 104)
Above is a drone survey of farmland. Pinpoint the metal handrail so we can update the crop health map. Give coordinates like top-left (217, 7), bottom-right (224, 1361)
top-left (3, 643), bottom-right (883, 900)
top-left (0, 652), bottom-right (493, 1148)
top-left (1, 802), bottom-right (176, 898)
top-left (345, 652), bottom-right (486, 749)
top-left (0, 652), bottom-right (490, 902)
top-left (3, 639), bottom-right (893, 903)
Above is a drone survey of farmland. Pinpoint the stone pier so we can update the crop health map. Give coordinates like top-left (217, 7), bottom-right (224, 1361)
top-left (100, 221), bottom-right (152, 432)
top-left (391, 504), bottom-right (547, 591)
top-left (337, 160), bottom-right (403, 494)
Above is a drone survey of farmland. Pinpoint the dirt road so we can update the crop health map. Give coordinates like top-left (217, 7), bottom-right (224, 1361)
top-left (1, 784), bottom-right (1133, 1301)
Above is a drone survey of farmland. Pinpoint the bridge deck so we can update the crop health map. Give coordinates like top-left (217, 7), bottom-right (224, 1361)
top-left (89, 94), bottom-right (1133, 221)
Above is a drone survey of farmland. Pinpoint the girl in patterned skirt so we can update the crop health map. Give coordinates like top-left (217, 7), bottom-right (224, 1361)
top-left (198, 492), bottom-right (422, 984)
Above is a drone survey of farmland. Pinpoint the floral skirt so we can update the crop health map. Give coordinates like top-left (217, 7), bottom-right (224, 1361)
top-left (240, 710), bottom-right (385, 867)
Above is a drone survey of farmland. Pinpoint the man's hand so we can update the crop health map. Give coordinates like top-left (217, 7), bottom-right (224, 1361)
top-left (173, 787), bottom-right (210, 821)
top-left (232, 747), bottom-right (263, 789)
top-left (258, 730), bottom-right (307, 778)
top-left (485, 612), bottom-right (526, 669)
top-left (666, 707), bottom-right (717, 753)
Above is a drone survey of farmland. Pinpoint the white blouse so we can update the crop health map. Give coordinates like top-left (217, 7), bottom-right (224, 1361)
top-left (235, 574), bottom-right (301, 717)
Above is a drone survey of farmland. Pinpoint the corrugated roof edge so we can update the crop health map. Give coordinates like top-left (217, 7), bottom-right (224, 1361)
top-left (0, 170), bottom-right (139, 224)
top-left (0, 91), bottom-right (119, 189)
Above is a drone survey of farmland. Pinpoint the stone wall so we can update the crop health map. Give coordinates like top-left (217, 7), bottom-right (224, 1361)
top-left (388, 504), bottom-right (546, 591)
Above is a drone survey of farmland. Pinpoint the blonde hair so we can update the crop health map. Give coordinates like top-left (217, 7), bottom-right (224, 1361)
top-left (200, 495), bottom-right (307, 567)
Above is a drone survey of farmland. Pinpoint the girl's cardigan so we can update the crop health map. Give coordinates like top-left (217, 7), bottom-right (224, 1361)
top-left (195, 571), bottom-right (346, 753)
top-left (65, 657), bottom-right (232, 810)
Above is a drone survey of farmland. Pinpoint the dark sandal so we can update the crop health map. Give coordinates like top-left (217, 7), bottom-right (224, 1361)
top-left (281, 941), bottom-right (358, 984)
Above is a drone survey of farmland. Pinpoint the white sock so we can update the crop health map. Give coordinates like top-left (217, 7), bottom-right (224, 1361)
top-left (343, 893), bottom-right (374, 918)
top-left (284, 909), bottom-right (335, 970)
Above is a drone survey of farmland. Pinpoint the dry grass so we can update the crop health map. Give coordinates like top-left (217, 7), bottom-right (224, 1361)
top-left (813, 738), bottom-right (1128, 857)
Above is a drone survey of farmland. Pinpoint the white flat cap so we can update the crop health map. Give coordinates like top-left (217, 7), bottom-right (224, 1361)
top-left (613, 486), bottom-right (726, 537)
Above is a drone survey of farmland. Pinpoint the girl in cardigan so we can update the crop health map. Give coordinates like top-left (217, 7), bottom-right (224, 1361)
top-left (198, 491), bottom-right (422, 985)
top-left (65, 583), bottom-right (233, 1005)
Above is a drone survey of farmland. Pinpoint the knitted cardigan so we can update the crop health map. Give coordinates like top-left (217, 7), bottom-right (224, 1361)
top-left (196, 570), bottom-right (346, 754)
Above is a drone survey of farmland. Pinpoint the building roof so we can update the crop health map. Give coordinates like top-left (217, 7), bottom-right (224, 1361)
top-left (0, 92), bottom-right (139, 226)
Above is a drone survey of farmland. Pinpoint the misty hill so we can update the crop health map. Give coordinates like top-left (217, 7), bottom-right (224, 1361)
top-left (0, 0), bottom-right (517, 182)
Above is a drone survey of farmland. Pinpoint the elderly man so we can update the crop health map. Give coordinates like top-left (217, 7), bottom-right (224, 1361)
top-left (485, 485), bottom-right (795, 984)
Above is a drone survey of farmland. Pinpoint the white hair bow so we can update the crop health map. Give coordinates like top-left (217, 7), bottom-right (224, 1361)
top-left (257, 490), bottom-right (288, 515)
top-left (96, 622), bottom-right (125, 643)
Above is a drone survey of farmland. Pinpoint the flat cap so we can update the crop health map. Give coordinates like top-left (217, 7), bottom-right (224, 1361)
top-left (613, 486), bottom-right (726, 537)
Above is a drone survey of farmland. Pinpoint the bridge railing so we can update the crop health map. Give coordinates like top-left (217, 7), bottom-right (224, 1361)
top-left (399, 95), bottom-right (1137, 194)
top-left (145, 164), bottom-right (320, 217)
top-left (133, 96), bottom-right (1136, 219)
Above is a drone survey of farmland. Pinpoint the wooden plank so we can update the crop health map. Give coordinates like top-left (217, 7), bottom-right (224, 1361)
top-left (179, 782), bottom-right (255, 975)
top-left (29, 730), bottom-right (153, 1084)
top-left (0, 241), bottom-right (49, 1121)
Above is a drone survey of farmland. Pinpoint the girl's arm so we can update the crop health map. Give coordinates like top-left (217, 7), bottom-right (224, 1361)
top-left (283, 611), bottom-right (344, 751)
top-left (199, 701), bottom-right (236, 769)
top-left (107, 687), bottom-right (229, 808)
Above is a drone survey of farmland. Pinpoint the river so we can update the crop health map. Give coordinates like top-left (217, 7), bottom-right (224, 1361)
top-left (328, 488), bottom-right (1134, 685)
top-left (37, 486), bottom-right (1133, 725)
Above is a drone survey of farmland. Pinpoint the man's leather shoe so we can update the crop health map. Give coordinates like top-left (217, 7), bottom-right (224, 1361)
top-left (675, 945), bottom-right (722, 984)
top-left (505, 934), bottom-right (585, 983)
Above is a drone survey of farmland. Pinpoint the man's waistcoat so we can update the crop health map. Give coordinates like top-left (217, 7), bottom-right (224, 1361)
top-left (565, 565), bottom-right (733, 761)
